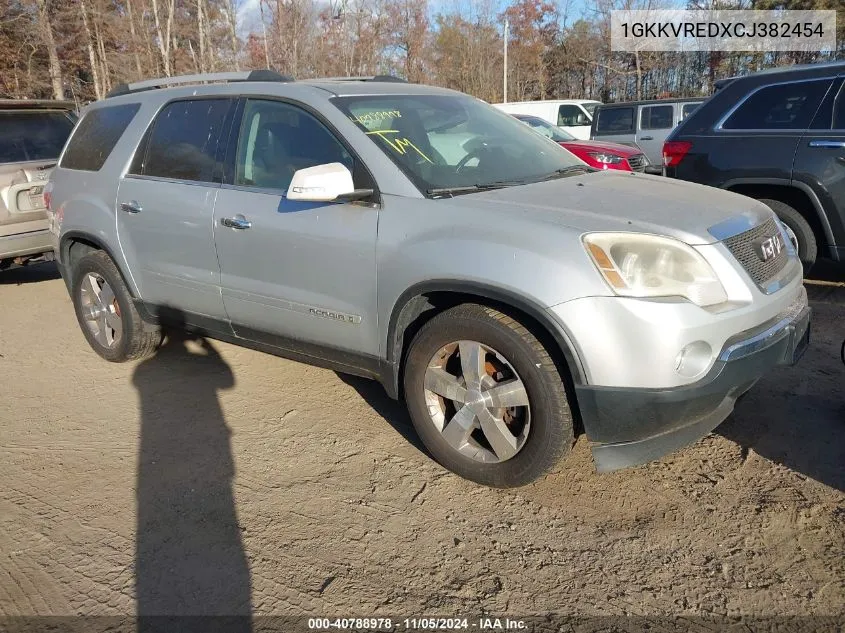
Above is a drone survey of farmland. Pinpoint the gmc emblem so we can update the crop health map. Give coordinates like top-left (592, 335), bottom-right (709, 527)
top-left (753, 233), bottom-right (784, 262)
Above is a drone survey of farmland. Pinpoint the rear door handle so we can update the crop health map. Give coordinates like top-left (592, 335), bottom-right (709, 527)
top-left (808, 140), bottom-right (845, 149)
top-left (221, 215), bottom-right (252, 230)
top-left (120, 200), bottom-right (142, 214)
top-left (639, 136), bottom-right (654, 141)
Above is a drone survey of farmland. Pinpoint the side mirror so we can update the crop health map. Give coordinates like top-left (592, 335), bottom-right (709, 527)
top-left (287, 162), bottom-right (373, 202)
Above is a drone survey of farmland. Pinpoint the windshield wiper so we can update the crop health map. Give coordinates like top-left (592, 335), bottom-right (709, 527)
top-left (535, 165), bottom-right (596, 182)
top-left (427, 182), bottom-right (520, 197)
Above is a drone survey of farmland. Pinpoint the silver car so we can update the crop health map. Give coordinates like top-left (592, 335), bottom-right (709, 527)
top-left (47, 72), bottom-right (810, 487)
top-left (1, 100), bottom-right (76, 270)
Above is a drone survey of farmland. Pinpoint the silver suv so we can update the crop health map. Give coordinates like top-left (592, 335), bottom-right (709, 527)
top-left (1, 100), bottom-right (76, 270)
top-left (48, 71), bottom-right (810, 487)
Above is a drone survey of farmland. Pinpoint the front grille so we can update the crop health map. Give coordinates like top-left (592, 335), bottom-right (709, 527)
top-left (627, 154), bottom-right (647, 172)
top-left (722, 217), bottom-right (789, 289)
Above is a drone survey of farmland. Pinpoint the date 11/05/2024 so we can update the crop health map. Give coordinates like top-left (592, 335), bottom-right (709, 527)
top-left (308, 617), bottom-right (527, 630)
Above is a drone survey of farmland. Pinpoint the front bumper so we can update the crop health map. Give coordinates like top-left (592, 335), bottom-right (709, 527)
top-left (0, 229), bottom-right (53, 260)
top-left (575, 296), bottom-right (811, 472)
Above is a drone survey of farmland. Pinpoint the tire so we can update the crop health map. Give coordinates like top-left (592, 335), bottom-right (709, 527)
top-left (71, 250), bottom-right (161, 362)
top-left (403, 303), bottom-right (574, 488)
top-left (759, 198), bottom-right (818, 270)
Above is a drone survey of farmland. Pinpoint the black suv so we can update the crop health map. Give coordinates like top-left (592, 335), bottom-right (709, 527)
top-left (664, 61), bottom-right (845, 270)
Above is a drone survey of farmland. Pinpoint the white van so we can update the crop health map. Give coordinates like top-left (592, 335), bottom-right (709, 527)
top-left (493, 99), bottom-right (601, 140)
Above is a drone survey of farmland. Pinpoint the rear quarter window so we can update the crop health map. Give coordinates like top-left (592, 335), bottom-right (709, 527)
top-left (0, 111), bottom-right (75, 164)
top-left (60, 103), bottom-right (141, 171)
top-left (595, 107), bottom-right (634, 134)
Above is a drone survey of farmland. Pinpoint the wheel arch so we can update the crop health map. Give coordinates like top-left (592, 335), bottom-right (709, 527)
top-left (60, 231), bottom-right (138, 297)
top-left (384, 281), bottom-right (587, 430)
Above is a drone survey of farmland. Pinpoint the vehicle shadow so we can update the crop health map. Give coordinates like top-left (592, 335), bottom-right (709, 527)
top-left (717, 289), bottom-right (845, 492)
top-left (133, 309), bottom-right (251, 632)
top-left (0, 261), bottom-right (61, 284)
top-left (335, 373), bottom-right (430, 457)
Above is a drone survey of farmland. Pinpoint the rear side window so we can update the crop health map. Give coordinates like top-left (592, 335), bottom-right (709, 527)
top-left (595, 107), bottom-right (634, 134)
top-left (60, 104), bottom-right (139, 171)
top-left (0, 111), bottom-right (75, 164)
top-left (722, 79), bottom-right (832, 130)
top-left (133, 99), bottom-right (231, 183)
top-left (640, 105), bottom-right (673, 130)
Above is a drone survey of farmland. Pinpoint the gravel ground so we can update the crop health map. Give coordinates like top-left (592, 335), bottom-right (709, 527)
top-left (0, 264), bottom-right (842, 630)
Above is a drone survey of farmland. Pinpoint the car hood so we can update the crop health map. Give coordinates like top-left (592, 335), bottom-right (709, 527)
top-left (561, 139), bottom-right (641, 156)
top-left (455, 171), bottom-right (772, 245)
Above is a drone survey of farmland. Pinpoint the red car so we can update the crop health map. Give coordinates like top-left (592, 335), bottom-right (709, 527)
top-left (513, 114), bottom-right (650, 173)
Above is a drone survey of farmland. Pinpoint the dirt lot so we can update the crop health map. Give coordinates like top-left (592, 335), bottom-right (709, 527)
top-left (0, 264), bottom-right (843, 628)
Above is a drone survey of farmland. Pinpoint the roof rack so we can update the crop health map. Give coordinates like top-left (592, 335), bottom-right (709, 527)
top-left (310, 75), bottom-right (407, 83)
top-left (106, 69), bottom-right (294, 98)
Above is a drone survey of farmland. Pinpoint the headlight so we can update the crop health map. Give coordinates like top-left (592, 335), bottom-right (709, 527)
top-left (587, 152), bottom-right (624, 164)
top-left (583, 233), bottom-right (728, 307)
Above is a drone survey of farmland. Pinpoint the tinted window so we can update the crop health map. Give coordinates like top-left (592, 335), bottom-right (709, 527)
top-left (641, 105), bottom-right (673, 130)
top-left (0, 111), bottom-right (75, 164)
top-left (595, 107), bottom-right (634, 134)
top-left (682, 103), bottom-right (700, 120)
top-left (723, 79), bottom-right (832, 130)
top-left (60, 104), bottom-right (139, 171)
top-left (558, 105), bottom-right (589, 127)
top-left (136, 99), bottom-right (231, 182)
top-left (235, 100), bottom-right (353, 191)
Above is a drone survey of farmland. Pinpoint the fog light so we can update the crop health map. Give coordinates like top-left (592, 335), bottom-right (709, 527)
top-left (674, 341), bottom-right (713, 378)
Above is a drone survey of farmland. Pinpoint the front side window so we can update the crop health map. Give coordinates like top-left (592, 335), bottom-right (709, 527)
top-left (641, 105), bottom-right (674, 130)
top-left (333, 94), bottom-right (583, 196)
top-left (133, 98), bottom-right (231, 182)
top-left (558, 104), bottom-right (590, 127)
top-left (595, 107), bottom-right (634, 134)
top-left (0, 110), bottom-right (75, 164)
top-left (235, 99), bottom-right (353, 191)
top-left (61, 104), bottom-right (139, 171)
top-left (722, 79), bottom-right (832, 130)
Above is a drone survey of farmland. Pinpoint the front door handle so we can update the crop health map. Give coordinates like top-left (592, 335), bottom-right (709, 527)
top-left (808, 140), bottom-right (845, 149)
top-left (221, 215), bottom-right (252, 230)
top-left (120, 200), bottom-right (142, 214)
top-left (639, 136), bottom-right (654, 141)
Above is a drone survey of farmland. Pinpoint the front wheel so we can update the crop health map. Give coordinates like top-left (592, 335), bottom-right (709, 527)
top-left (70, 250), bottom-right (161, 362)
top-left (403, 303), bottom-right (574, 487)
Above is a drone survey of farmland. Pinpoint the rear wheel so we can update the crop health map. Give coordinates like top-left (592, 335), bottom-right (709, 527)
top-left (403, 303), bottom-right (574, 487)
top-left (71, 250), bottom-right (161, 362)
top-left (759, 198), bottom-right (817, 271)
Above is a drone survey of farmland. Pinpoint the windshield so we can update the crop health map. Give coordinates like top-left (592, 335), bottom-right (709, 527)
top-left (0, 110), bottom-right (75, 164)
top-left (333, 94), bottom-right (584, 196)
top-left (515, 115), bottom-right (576, 143)
top-left (583, 102), bottom-right (600, 117)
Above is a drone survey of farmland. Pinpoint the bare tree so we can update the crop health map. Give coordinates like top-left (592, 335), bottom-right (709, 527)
top-left (35, 0), bottom-right (64, 99)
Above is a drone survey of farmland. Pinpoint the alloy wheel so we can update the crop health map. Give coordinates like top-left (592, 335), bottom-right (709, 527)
top-left (79, 272), bottom-right (122, 349)
top-left (423, 340), bottom-right (530, 463)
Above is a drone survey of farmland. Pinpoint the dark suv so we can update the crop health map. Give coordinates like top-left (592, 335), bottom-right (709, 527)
top-left (664, 61), bottom-right (845, 270)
